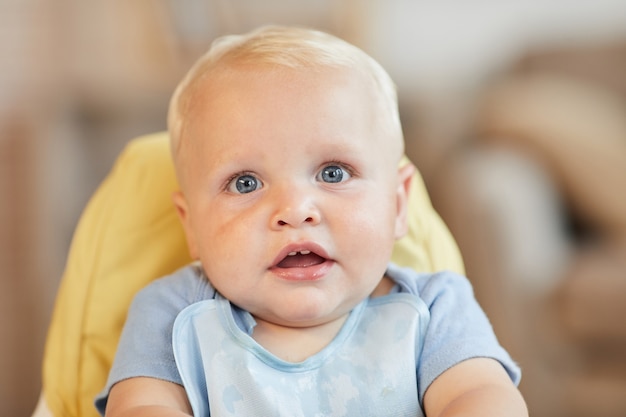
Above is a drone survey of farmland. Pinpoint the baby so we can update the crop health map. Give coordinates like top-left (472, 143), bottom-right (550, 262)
top-left (96, 25), bottom-right (527, 416)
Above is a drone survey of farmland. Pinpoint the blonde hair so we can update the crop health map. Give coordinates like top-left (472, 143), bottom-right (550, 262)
top-left (168, 25), bottom-right (402, 163)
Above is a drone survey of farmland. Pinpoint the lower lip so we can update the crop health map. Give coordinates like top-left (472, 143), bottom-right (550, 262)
top-left (269, 260), bottom-right (334, 281)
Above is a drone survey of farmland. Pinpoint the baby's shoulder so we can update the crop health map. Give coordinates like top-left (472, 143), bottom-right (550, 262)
top-left (387, 264), bottom-right (474, 307)
top-left (133, 263), bottom-right (216, 310)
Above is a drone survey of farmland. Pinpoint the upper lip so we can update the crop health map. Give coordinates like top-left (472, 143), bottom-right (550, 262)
top-left (270, 241), bottom-right (330, 267)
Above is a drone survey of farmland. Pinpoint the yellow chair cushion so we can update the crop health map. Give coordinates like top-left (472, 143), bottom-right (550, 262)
top-left (42, 131), bottom-right (463, 417)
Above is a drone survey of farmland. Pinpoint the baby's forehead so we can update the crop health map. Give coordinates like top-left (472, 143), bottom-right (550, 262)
top-left (190, 64), bottom-right (383, 119)
top-left (180, 62), bottom-right (401, 152)
top-left (186, 63), bottom-right (388, 122)
top-left (191, 61), bottom-right (370, 92)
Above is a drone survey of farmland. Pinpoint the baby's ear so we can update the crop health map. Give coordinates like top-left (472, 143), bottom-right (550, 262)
top-left (394, 162), bottom-right (415, 239)
top-left (172, 191), bottom-right (200, 259)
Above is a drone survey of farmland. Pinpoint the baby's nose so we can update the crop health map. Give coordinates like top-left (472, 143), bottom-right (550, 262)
top-left (270, 189), bottom-right (321, 229)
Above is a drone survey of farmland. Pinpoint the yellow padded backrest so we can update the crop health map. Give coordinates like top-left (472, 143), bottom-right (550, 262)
top-left (42, 132), bottom-right (463, 417)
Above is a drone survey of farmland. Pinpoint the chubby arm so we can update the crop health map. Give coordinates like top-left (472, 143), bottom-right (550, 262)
top-left (424, 357), bottom-right (528, 417)
top-left (105, 377), bottom-right (193, 417)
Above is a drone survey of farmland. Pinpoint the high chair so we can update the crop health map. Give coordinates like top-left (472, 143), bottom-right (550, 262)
top-left (32, 131), bottom-right (464, 417)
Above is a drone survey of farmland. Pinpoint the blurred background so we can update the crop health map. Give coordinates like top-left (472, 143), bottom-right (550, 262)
top-left (2, 1), bottom-right (626, 416)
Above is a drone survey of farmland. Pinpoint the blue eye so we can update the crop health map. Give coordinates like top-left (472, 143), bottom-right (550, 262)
top-left (228, 174), bottom-right (262, 194)
top-left (318, 165), bottom-right (350, 183)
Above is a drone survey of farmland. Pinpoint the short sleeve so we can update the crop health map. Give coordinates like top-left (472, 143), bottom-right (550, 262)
top-left (386, 265), bottom-right (521, 403)
top-left (94, 265), bottom-right (214, 415)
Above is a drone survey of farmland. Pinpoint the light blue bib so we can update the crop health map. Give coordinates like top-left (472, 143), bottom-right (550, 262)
top-left (173, 293), bottom-right (429, 417)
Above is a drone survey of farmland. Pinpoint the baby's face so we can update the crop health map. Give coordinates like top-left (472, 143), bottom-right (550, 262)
top-left (174, 64), bottom-right (409, 328)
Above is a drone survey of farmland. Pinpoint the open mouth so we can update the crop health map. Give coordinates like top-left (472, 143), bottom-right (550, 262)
top-left (276, 250), bottom-right (327, 268)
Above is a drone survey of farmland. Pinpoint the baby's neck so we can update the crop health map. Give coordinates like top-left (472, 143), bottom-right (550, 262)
top-left (252, 314), bottom-right (349, 363)
top-left (251, 276), bottom-right (394, 363)
top-left (371, 275), bottom-right (395, 297)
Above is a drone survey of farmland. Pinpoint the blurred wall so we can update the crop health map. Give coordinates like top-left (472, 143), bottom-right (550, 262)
top-left (1, 1), bottom-right (625, 416)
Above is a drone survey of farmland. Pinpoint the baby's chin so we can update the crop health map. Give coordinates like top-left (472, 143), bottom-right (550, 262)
top-left (251, 296), bottom-right (355, 330)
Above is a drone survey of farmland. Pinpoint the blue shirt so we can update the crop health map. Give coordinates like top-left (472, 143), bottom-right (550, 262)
top-left (95, 263), bottom-right (521, 415)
